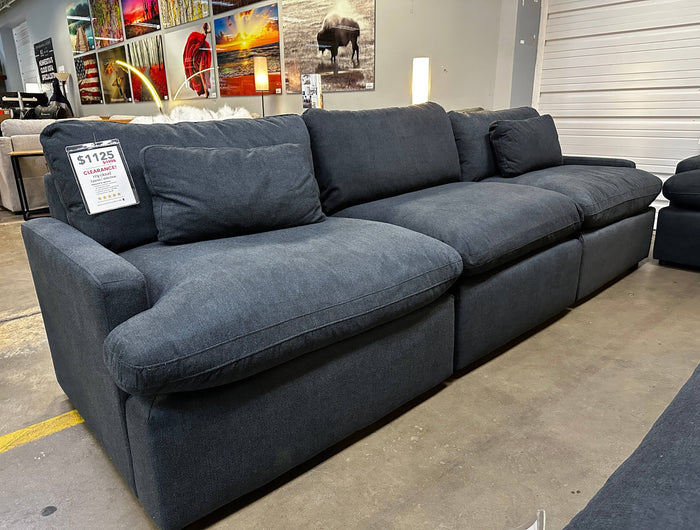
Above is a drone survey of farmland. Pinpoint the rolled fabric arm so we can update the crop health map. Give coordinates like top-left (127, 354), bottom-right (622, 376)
top-left (563, 155), bottom-right (636, 168)
top-left (675, 155), bottom-right (700, 174)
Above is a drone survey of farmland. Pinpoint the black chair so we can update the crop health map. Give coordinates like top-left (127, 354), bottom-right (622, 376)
top-left (653, 155), bottom-right (700, 269)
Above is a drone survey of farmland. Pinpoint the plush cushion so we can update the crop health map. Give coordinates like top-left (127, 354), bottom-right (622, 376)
top-left (334, 181), bottom-right (582, 275)
top-left (662, 170), bottom-right (700, 209)
top-left (485, 165), bottom-right (662, 229)
top-left (448, 106), bottom-right (540, 181)
top-left (489, 114), bottom-right (563, 177)
top-left (141, 144), bottom-right (325, 244)
top-left (302, 102), bottom-right (460, 214)
top-left (106, 217), bottom-right (463, 395)
top-left (565, 364), bottom-right (700, 530)
top-left (675, 154), bottom-right (700, 174)
top-left (40, 115), bottom-right (311, 252)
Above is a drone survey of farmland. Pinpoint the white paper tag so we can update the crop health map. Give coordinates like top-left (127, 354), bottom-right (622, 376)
top-left (66, 140), bottom-right (139, 215)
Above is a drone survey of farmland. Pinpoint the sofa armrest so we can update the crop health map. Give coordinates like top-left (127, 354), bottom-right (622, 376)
top-left (563, 155), bottom-right (636, 168)
top-left (21, 217), bottom-right (149, 487)
top-left (675, 154), bottom-right (700, 174)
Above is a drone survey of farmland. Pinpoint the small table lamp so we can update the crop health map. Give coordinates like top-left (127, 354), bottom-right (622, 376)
top-left (254, 56), bottom-right (269, 117)
top-left (54, 72), bottom-right (71, 98)
top-left (412, 57), bottom-right (430, 105)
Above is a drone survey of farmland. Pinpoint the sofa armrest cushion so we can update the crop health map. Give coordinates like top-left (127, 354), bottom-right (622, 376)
top-left (141, 143), bottom-right (326, 244)
top-left (675, 154), bottom-right (700, 174)
top-left (563, 155), bottom-right (636, 168)
top-left (489, 114), bottom-right (563, 177)
top-left (662, 169), bottom-right (700, 209)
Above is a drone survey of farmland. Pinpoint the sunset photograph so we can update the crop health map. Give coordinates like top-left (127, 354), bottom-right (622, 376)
top-left (214, 3), bottom-right (281, 97)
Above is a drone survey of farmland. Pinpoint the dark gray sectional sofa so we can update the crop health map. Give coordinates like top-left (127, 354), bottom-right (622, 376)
top-left (22, 102), bottom-right (661, 528)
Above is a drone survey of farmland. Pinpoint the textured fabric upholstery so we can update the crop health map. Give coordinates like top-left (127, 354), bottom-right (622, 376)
top-left (485, 165), bottom-right (661, 229)
top-left (141, 143), bottom-right (325, 244)
top-left (563, 155), bottom-right (635, 168)
top-left (675, 154), bottom-right (700, 174)
top-left (108, 218), bottom-right (463, 394)
top-left (565, 364), bottom-right (700, 530)
top-left (653, 207), bottom-right (700, 268)
top-left (302, 102), bottom-right (460, 214)
top-left (40, 115), bottom-right (311, 252)
top-left (662, 169), bottom-right (700, 209)
top-left (448, 106), bottom-right (540, 181)
top-left (489, 114), bottom-right (563, 177)
top-left (335, 181), bottom-right (582, 275)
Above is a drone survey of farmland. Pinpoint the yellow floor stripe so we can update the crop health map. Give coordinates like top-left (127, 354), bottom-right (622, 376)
top-left (0, 410), bottom-right (84, 454)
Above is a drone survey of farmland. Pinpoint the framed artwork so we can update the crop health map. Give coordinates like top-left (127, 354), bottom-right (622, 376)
top-left (164, 23), bottom-right (215, 99)
top-left (211, 0), bottom-right (259, 16)
top-left (97, 46), bottom-right (132, 103)
top-left (89, 0), bottom-right (124, 48)
top-left (214, 3), bottom-right (281, 97)
top-left (126, 35), bottom-right (168, 101)
top-left (66, 1), bottom-right (95, 54)
top-left (122, 0), bottom-right (161, 39)
top-left (281, 0), bottom-right (375, 93)
top-left (159, 0), bottom-right (209, 29)
top-left (74, 53), bottom-right (103, 104)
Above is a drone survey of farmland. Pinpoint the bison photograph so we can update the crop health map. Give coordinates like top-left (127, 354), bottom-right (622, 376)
top-left (282, 0), bottom-right (375, 93)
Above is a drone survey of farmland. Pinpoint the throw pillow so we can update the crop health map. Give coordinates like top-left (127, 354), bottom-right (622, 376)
top-left (489, 114), bottom-right (563, 177)
top-left (141, 143), bottom-right (326, 244)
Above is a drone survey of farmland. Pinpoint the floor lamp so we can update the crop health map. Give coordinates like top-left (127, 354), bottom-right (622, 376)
top-left (254, 56), bottom-right (269, 117)
top-left (412, 57), bottom-right (430, 105)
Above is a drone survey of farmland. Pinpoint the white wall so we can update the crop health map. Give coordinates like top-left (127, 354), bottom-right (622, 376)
top-left (0, 0), bottom-right (513, 117)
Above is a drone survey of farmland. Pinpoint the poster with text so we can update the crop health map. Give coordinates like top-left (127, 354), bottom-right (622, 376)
top-left (127, 35), bottom-right (168, 101)
top-left (164, 22), bottom-right (215, 99)
top-left (34, 39), bottom-right (57, 84)
top-left (123, 0), bottom-right (161, 39)
top-left (66, 1), bottom-right (95, 54)
top-left (159, 0), bottom-right (209, 29)
top-left (89, 0), bottom-right (124, 48)
top-left (282, 0), bottom-right (374, 93)
top-left (74, 53), bottom-right (103, 104)
top-left (214, 3), bottom-right (281, 97)
top-left (212, 0), bottom-right (259, 16)
top-left (97, 46), bottom-right (132, 103)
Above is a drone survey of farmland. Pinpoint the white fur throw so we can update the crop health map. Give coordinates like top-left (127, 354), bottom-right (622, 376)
top-left (130, 105), bottom-right (252, 124)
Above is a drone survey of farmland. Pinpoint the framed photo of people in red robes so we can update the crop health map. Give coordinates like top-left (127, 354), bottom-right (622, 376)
top-left (164, 22), bottom-right (216, 100)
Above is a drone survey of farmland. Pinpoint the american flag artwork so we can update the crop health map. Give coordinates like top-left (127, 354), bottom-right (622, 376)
top-left (74, 53), bottom-right (102, 104)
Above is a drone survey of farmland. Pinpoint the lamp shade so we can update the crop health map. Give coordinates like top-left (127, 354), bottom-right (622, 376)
top-left (54, 72), bottom-right (71, 83)
top-left (254, 56), bottom-right (269, 92)
top-left (412, 57), bottom-right (430, 105)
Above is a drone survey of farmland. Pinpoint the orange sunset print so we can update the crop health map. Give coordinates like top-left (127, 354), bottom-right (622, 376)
top-left (214, 3), bottom-right (281, 97)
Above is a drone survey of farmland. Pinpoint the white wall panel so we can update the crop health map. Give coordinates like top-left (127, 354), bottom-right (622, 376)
top-left (535, 0), bottom-right (700, 212)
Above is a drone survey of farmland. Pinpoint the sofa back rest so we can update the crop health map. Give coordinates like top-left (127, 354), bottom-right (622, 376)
top-left (302, 102), bottom-right (461, 214)
top-left (448, 106), bottom-right (540, 181)
top-left (40, 115), bottom-right (312, 252)
top-left (1, 119), bottom-right (56, 137)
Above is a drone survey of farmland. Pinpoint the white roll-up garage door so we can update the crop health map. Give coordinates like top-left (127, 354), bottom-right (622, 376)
top-left (534, 0), bottom-right (700, 209)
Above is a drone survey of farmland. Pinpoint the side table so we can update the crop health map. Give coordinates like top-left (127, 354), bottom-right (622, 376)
top-left (10, 149), bottom-right (50, 221)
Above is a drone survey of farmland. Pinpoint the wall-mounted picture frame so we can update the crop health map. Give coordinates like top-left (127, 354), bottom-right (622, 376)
top-left (214, 3), bottom-right (282, 97)
top-left (123, 0), bottom-right (161, 39)
top-left (211, 0), bottom-right (259, 16)
top-left (74, 53), bottom-right (103, 104)
top-left (282, 0), bottom-right (375, 93)
top-left (97, 46), bottom-right (132, 103)
top-left (126, 35), bottom-right (168, 101)
top-left (159, 0), bottom-right (210, 29)
top-left (89, 0), bottom-right (124, 48)
top-left (164, 22), bottom-right (216, 100)
top-left (66, 1), bottom-right (95, 54)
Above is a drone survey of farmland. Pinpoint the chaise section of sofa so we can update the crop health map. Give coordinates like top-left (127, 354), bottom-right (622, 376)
top-left (303, 102), bottom-right (585, 370)
top-left (23, 114), bottom-right (463, 528)
top-left (449, 107), bottom-right (662, 300)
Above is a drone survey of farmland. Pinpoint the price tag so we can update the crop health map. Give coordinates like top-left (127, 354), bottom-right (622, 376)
top-left (66, 139), bottom-right (139, 215)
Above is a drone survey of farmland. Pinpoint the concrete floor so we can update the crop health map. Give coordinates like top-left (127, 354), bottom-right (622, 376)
top-left (1, 213), bottom-right (699, 529)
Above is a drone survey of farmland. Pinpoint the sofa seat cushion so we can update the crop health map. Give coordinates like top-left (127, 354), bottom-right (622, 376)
top-left (485, 165), bottom-right (662, 229)
top-left (662, 169), bottom-right (700, 209)
top-left (105, 218), bottom-right (463, 395)
top-left (334, 182), bottom-right (582, 276)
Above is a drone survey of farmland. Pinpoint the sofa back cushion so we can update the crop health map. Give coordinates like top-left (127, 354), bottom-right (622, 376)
top-left (489, 114), bottom-right (563, 177)
top-left (448, 106), bottom-right (540, 181)
top-left (40, 115), bottom-right (311, 252)
top-left (302, 102), bottom-right (461, 214)
top-left (141, 143), bottom-right (325, 244)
